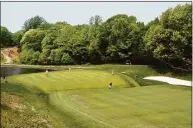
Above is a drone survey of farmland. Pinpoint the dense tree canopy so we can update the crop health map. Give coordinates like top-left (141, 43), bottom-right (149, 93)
top-left (2, 3), bottom-right (192, 72)
top-left (0, 26), bottom-right (14, 47)
top-left (12, 30), bottom-right (24, 47)
top-left (144, 4), bottom-right (192, 71)
top-left (22, 15), bottom-right (47, 32)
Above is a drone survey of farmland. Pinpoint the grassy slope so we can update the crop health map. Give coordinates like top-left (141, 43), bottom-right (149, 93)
top-left (1, 65), bottom-right (192, 128)
top-left (1, 81), bottom-right (57, 128)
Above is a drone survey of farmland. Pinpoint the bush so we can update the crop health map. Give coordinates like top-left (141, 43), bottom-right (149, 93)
top-left (20, 49), bottom-right (40, 65)
top-left (39, 49), bottom-right (51, 65)
top-left (61, 53), bottom-right (74, 65)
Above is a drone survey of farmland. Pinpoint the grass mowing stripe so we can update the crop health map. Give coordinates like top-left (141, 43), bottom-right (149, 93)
top-left (49, 86), bottom-right (191, 128)
top-left (50, 92), bottom-right (116, 128)
top-left (3, 65), bottom-right (191, 128)
top-left (9, 69), bottom-right (128, 93)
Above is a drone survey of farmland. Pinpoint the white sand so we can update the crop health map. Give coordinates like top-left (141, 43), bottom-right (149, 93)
top-left (143, 76), bottom-right (192, 86)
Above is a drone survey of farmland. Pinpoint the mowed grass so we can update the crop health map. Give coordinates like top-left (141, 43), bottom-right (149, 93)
top-left (1, 65), bottom-right (192, 128)
top-left (49, 86), bottom-right (191, 128)
top-left (9, 70), bottom-right (129, 92)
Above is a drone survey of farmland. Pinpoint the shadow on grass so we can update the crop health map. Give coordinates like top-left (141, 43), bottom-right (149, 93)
top-left (148, 65), bottom-right (174, 74)
top-left (148, 65), bottom-right (192, 80)
top-left (149, 65), bottom-right (191, 76)
top-left (0, 104), bottom-right (10, 110)
top-left (1, 82), bottom-right (31, 94)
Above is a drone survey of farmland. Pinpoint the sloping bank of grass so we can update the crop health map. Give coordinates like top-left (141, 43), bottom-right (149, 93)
top-left (1, 65), bottom-right (192, 128)
top-left (1, 80), bottom-right (63, 128)
top-left (9, 70), bottom-right (131, 92)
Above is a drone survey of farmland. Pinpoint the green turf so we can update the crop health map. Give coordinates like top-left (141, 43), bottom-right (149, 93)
top-left (9, 69), bottom-right (129, 92)
top-left (49, 86), bottom-right (191, 128)
top-left (1, 65), bottom-right (192, 128)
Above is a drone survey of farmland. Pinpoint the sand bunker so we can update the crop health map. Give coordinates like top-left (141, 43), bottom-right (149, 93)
top-left (143, 76), bottom-right (192, 86)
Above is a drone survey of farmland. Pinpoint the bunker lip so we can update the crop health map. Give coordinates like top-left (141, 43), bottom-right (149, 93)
top-left (143, 76), bottom-right (192, 86)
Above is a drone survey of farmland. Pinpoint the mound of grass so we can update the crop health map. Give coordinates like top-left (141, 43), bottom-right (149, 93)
top-left (9, 69), bottom-right (129, 92)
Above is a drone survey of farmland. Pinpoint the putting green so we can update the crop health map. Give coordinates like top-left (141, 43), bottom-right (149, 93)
top-left (10, 70), bottom-right (129, 92)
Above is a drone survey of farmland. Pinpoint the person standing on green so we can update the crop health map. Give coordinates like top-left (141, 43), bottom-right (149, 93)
top-left (109, 82), bottom-right (112, 89)
top-left (46, 69), bottom-right (48, 76)
top-left (5, 77), bottom-right (8, 83)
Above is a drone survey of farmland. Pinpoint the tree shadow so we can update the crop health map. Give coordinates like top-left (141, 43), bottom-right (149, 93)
top-left (1, 82), bottom-right (31, 94)
top-left (148, 65), bottom-right (192, 81)
top-left (0, 104), bottom-right (10, 110)
top-left (148, 65), bottom-right (172, 74)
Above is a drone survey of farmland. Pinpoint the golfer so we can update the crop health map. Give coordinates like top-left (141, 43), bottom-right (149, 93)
top-left (135, 74), bottom-right (138, 79)
top-left (69, 66), bottom-right (71, 71)
top-left (112, 69), bottom-right (114, 75)
top-left (46, 69), bottom-right (48, 76)
top-left (109, 82), bottom-right (112, 89)
top-left (5, 77), bottom-right (8, 83)
top-left (69, 66), bottom-right (71, 73)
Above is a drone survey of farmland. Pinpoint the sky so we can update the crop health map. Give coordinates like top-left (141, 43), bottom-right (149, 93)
top-left (1, 2), bottom-right (190, 32)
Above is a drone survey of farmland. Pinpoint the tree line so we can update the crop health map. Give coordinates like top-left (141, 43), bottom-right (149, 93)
top-left (0, 4), bottom-right (192, 71)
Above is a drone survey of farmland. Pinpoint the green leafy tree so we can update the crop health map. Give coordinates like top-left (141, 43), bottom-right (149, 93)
top-left (49, 48), bottom-right (64, 65)
top-left (144, 4), bottom-right (192, 71)
top-left (23, 15), bottom-right (47, 32)
top-left (87, 16), bottom-right (103, 63)
top-left (61, 53), bottom-right (74, 64)
top-left (39, 49), bottom-right (51, 65)
top-left (99, 14), bottom-right (142, 63)
top-left (89, 15), bottom-right (103, 26)
top-left (12, 30), bottom-right (24, 49)
top-left (38, 23), bottom-right (53, 30)
top-left (145, 17), bottom-right (159, 31)
top-left (20, 29), bottom-right (45, 52)
top-left (0, 26), bottom-right (13, 47)
top-left (20, 49), bottom-right (39, 64)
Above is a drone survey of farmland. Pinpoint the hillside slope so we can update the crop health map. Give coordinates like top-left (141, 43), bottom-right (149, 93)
top-left (1, 47), bottom-right (20, 64)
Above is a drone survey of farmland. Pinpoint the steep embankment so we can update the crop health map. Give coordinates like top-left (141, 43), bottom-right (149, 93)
top-left (1, 47), bottom-right (20, 64)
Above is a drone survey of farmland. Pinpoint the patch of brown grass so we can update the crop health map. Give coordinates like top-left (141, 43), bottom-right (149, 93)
top-left (1, 93), bottom-right (26, 112)
top-left (1, 93), bottom-right (53, 128)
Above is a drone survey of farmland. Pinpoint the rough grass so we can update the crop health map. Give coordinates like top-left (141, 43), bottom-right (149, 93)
top-left (1, 55), bottom-right (6, 64)
top-left (1, 65), bottom-right (192, 128)
top-left (1, 81), bottom-right (56, 128)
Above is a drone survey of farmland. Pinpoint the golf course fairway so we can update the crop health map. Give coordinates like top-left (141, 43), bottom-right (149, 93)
top-left (2, 67), bottom-right (191, 128)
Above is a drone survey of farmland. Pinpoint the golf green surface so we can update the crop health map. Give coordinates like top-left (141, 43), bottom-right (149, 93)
top-left (3, 68), bottom-right (192, 128)
top-left (10, 70), bottom-right (129, 92)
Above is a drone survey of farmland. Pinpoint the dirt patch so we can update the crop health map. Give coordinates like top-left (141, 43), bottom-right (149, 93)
top-left (1, 47), bottom-right (20, 64)
top-left (1, 93), bottom-right (26, 112)
top-left (1, 93), bottom-right (54, 128)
